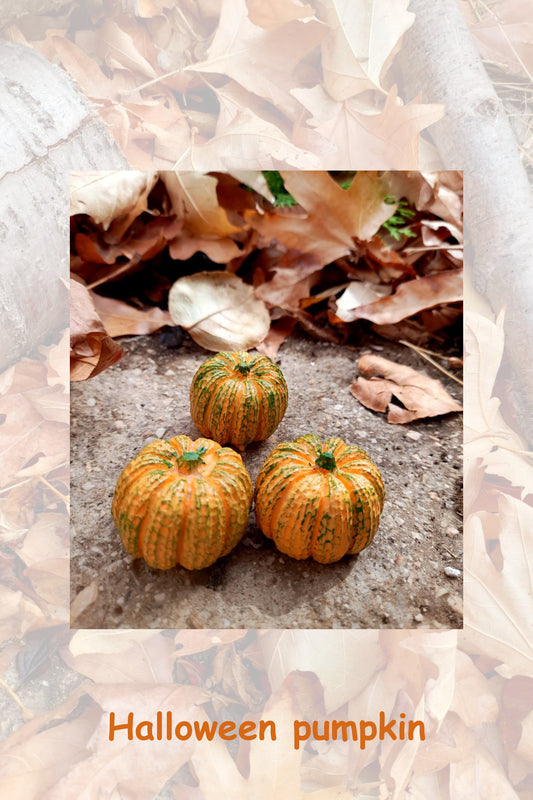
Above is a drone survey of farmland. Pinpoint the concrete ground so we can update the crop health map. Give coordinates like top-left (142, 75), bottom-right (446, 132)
top-left (70, 331), bottom-right (463, 629)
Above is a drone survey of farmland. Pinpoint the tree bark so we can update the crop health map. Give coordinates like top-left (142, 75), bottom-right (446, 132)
top-left (399, 0), bottom-right (533, 442)
top-left (0, 42), bottom-right (126, 372)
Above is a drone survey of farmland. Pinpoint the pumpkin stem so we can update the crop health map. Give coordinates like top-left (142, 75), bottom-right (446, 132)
top-left (315, 450), bottom-right (337, 471)
top-left (234, 360), bottom-right (253, 376)
top-left (177, 445), bottom-right (207, 469)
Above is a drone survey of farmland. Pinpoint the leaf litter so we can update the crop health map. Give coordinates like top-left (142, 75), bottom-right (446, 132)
top-left (70, 169), bottom-right (464, 411)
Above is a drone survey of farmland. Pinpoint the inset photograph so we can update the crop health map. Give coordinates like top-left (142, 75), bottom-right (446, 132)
top-left (70, 170), bottom-right (463, 629)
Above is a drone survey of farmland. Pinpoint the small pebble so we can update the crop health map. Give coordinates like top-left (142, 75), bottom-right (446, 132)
top-left (414, 613), bottom-right (424, 622)
top-left (405, 431), bottom-right (422, 441)
top-left (446, 526), bottom-right (460, 537)
top-left (87, 397), bottom-right (96, 407)
top-left (154, 592), bottom-right (166, 602)
top-left (444, 566), bottom-right (461, 578)
top-left (156, 427), bottom-right (166, 438)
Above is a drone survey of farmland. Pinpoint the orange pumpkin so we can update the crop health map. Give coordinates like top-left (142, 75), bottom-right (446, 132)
top-left (190, 351), bottom-right (288, 450)
top-left (254, 434), bottom-right (385, 563)
top-left (112, 435), bottom-right (253, 570)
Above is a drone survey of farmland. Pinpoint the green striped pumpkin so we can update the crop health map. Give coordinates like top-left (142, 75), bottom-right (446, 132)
top-left (112, 435), bottom-right (253, 570)
top-left (190, 351), bottom-right (288, 451)
top-left (254, 434), bottom-right (385, 563)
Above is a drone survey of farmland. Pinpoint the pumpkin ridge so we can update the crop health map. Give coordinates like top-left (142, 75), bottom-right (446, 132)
top-left (228, 377), bottom-right (247, 449)
top-left (174, 478), bottom-right (194, 568)
top-left (264, 470), bottom-right (317, 551)
top-left (137, 473), bottom-right (178, 562)
top-left (209, 475), bottom-right (233, 556)
top-left (308, 476), bottom-right (328, 560)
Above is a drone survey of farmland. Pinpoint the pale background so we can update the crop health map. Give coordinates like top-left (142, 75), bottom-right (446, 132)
top-left (0, 1), bottom-right (532, 797)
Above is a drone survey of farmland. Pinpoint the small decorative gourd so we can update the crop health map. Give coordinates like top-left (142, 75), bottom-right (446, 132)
top-left (112, 435), bottom-right (253, 570)
top-left (190, 351), bottom-right (288, 451)
top-left (254, 434), bottom-right (385, 563)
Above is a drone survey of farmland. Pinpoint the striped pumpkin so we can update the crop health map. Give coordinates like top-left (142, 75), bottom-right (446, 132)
top-left (112, 435), bottom-right (253, 570)
top-left (255, 434), bottom-right (385, 563)
top-left (190, 351), bottom-right (288, 451)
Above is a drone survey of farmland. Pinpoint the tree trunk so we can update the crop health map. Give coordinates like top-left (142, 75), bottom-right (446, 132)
top-left (0, 42), bottom-right (126, 372)
top-left (399, 0), bottom-right (533, 442)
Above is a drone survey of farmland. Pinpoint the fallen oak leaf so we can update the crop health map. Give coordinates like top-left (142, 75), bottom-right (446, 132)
top-left (248, 171), bottom-right (395, 267)
top-left (335, 268), bottom-right (463, 325)
top-left (168, 271), bottom-right (270, 351)
top-left (350, 353), bottom-right (462, 423)
top-left (320, 0), bottom-right (415, 100)
top-left (70, 280), bottom-right (122, 381)
top-left (70, 171), bottom-right (157, 231)
top-left (186, 106), bottom-right (321, 171)
top-left (334, 280), bottom-right (392, 322)
top-left (256, 317), bottom-right (297, 359)
top-left (185, 0), bottom-right (325, 121)
top-left (92, 294), bottom-right (172, 338)
top-left (293, 84), bottom-right (443, 169)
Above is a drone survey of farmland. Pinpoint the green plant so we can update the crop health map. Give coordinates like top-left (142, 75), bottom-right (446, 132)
top-left (262, 171), bottom-right (298, 207)
top-left (381, 196), bottom-right (417, 240)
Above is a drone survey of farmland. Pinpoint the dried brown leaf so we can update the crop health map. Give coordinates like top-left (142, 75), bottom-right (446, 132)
top-left (168, 271), bottom-right (270, 350)
top-left (192, 682), bottom-right (305, 799)
top-left (255, 252), bottom-right (323, 309)
top-left (92, 294), bottom-right (172, 338)
top-left (0, 393), bottom-right (68, 489)
top-left (464, 309), bottom-right (532, 502)
top-left (469, 0), bottom-right (533, 81)
top-left (336, 269), bottom-right (463, 325)
top-left (162, 172), bottom-right (241, 238)
top-left (294, 85), bottom-right (443, 168)
top-left (66, 630), bottom-right (175, 683)
top-left (248, 171), bottom-right (395, 267)
top-left (70, 171), bottom-right (157, 230)
top-left (0, 702), bottom-right (101, 799)
top-left (465, 495), bottom-right (533, 679)
top-left (256, 316), bottom-right (297, 359)
top-left (212, 645), bottom-right (264, 708)
top-left (162, 171), bottom-right (243, 262)
top-left (186, 0), bottom-right (324, 120)
top-left (350, 354), bottom-right (462, 423)
top-left (70, 280), bottom-right (122, 381)
top-left (334, 280), bottom-right (392, 321)
top-left (320, 0), bottom-right (415, 100)
top-left (450, 650), bottom-right (499, 728)
top-left (97, 17), bottom-right (160, 77)
top-left (257, 630), bottom-right (385, 713)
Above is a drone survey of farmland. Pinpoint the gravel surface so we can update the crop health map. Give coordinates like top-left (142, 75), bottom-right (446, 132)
top-left (71, 331), bottom-right (463, 630)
